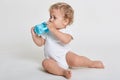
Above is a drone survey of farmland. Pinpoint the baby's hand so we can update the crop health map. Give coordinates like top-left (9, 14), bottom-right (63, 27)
top-left (47, 21), bottom-right (56, 31)
top-left (31, 27), bottom-right (37, 36)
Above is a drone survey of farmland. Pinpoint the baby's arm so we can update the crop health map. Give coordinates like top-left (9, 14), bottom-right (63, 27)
top-left (52, 29), bottom-right (72, 44)
top-left (31, 27), bottom-right (45, 47)
top-left (47, 23), bottom-right (72, 44)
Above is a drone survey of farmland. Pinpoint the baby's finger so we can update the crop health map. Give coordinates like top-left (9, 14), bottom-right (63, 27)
top-left (31, 27), bottom-right (36, 36)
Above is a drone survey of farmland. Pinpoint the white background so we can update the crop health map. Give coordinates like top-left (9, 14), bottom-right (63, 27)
top-left (0, 0), bottom-right (120, 80)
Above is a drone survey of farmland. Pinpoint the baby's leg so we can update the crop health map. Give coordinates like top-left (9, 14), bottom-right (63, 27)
top-left (42, 59), bottom-right (71, 79)
top-left (66, 51), bottom-right (104, 68)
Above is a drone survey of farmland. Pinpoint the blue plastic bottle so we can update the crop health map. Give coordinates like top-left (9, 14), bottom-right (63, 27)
top-left (34, 22), bottom-right (49, 36)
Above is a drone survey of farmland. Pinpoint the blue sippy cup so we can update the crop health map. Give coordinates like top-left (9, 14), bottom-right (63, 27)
top-left (34, 22), bottom-right (49, 36)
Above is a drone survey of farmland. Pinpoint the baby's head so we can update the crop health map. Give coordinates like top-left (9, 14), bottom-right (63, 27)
top-left (49, 2), bottom-right (74, 26)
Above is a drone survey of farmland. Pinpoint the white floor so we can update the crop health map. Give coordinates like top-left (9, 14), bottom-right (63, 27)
top-left (0, 44), bottom-right (120, 80)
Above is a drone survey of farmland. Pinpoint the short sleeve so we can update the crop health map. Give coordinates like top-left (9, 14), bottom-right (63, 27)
top-left (60, 27), bottom-right (74, 39)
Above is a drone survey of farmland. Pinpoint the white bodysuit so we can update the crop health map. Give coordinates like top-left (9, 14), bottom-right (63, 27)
top-left (41, 27), bottom-right (73, 69)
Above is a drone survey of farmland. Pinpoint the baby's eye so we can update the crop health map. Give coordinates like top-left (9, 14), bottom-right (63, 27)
top-left (49, 15), bottom-right (57, 20)
top-left (53, 16), bottom-right (56, 20)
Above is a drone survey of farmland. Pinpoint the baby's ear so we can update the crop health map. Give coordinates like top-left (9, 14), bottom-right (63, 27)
top-left (64, 18), bottom-right (69, 25)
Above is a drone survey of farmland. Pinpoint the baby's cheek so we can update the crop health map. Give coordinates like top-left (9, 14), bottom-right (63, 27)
top-left (53, 23), bottom-right (57, 27)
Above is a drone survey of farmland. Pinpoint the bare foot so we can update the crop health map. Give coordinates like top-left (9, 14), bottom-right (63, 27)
top-left (89, 61), bottom-right (104, 68)
top-left (63, 70), bottom-right (71, 79)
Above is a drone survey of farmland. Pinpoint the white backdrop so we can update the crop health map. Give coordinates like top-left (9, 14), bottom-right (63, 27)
top-left (0, 0), bottom-right (120, 80)
top-left (0, 0), bottom-right (120, 50)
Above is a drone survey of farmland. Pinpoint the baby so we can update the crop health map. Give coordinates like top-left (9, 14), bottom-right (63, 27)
top-left (31, 2), bottom-right (104, 79)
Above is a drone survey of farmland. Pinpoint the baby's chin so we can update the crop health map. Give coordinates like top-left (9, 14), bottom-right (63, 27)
top-left (55, 27), bottom-right (62, 30)
top-left (56, 28), bottom-right (64, 30)
top-left (56, 26), bottom-right (66, 30)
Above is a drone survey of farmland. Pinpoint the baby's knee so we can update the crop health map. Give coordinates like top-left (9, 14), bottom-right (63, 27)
top-left (42, 59), bottom-right (49, 68)
top-left (42, 59), bottom-right (53, 69)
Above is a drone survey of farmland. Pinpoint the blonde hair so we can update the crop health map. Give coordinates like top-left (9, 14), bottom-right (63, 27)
top-left (49, 2), bottom-right (74, 25)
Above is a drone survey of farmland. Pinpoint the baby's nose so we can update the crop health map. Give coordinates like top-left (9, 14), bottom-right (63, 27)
top-left (49, 18), bottom-right (54, 22)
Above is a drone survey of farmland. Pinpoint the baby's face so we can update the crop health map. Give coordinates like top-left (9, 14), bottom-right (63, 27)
top-left (49, 9), bottom-right (68, 29)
